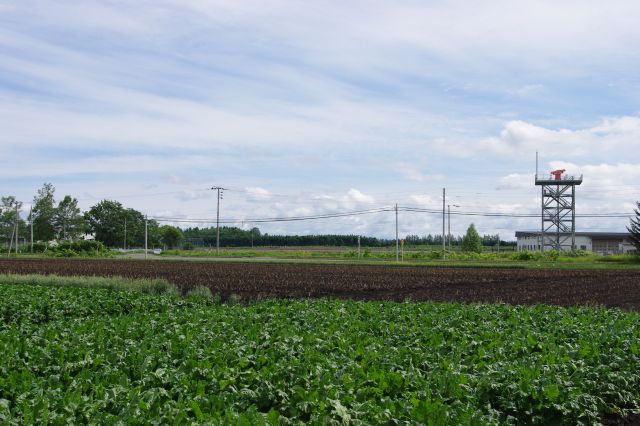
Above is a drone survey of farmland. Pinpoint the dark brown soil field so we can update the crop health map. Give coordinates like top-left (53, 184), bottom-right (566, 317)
top-left (2, 258), bottom-right (640, 310)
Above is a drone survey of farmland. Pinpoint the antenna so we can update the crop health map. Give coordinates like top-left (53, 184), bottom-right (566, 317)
top-left (536, 151), bottom-right (539, 179)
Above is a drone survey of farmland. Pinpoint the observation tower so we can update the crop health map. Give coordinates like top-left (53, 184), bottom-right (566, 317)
top-left (535, 168), bottom-right (582, 252)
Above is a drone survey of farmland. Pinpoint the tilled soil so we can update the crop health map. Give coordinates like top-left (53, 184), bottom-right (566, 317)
top-left (1, 258), bottom-right (640, 310)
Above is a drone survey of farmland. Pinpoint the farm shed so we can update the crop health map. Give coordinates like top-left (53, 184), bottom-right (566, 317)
top-left (515, 231), bottom-right (635, 254)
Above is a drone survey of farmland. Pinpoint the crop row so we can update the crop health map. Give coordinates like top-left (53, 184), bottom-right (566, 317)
top-left (1, 282), bottom-right (639, 424)
top-left (1, 259), bottom-right (640, 310)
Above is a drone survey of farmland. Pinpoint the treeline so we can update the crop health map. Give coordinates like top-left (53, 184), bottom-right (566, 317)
top-left (3, 183), bottom-right (516, 250)
top-left (183, 227), bottom-right (390, 247)
top-left (1, 183), bottom-right (183, 250)
top-left (404, 234), bottom-right (515, 247)
top-left (183, 228), bottom-right (516, 247)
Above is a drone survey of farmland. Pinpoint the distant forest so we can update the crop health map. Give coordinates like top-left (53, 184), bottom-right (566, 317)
top-left (182, 226), bottom-right (515, 248)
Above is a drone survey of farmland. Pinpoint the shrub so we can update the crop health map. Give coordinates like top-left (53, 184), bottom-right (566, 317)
top-left (53, 248), bottom-right (77, 258)
top-left (512, 251), bottom-right (534, 261)
top-left (428, 250), bottom-right (442, 259)
top-left (564, 249), bottom-right (590, 257)
top-left (186, 286), bottom-right (218, 302)
top-left (461, 224), bottom-right (482, 253)
top-left (46, 240), bottom-right (110, 258)
top-left (226, 294), bottom-right (242, 305)
top-left (32, 242), bottom-right (48, 253)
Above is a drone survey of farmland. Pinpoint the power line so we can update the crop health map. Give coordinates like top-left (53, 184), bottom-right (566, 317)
top-left (148, 205), bottom-right (631, 226)
top-left (151, 206), bottom-right (394, 224)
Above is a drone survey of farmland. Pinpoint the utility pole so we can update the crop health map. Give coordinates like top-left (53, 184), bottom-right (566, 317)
top-left (144, 215), bottom-right (148, 260)
top-left (123, 217), bottom-right (127, 251)
top-left (395, 203), bottom-right (399, 262)
top-left (211, 186), bottom-right (227, 255)
top-left (30, 206), bottom-right (33, 254)
top-left (357, 235), bottom-right (361, 258)
top-left (7, 225), bottom-right (13, 257)
top-left (7, 211), bottom-right (15, 256)
top-left (447, 204), bottom-right (451, 252)
top-left (442, 188), bottom-right (446, 259)
top-left (7, 204), bottom-right (13, 256)
top-left (448, 204), bottom-right (460, 253)
top-left (14, 202), bottom-right (19, 254)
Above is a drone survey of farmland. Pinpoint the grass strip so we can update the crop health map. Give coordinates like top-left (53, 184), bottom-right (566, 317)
top-left (0, 273), bottom-right (178, 295)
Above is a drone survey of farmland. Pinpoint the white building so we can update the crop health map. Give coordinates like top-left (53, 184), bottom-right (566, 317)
top-left (515, 231), bottom-right (636, 255)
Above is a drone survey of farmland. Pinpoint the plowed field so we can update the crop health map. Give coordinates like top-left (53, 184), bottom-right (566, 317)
top-left (2, 258), bottom-right (640, 310)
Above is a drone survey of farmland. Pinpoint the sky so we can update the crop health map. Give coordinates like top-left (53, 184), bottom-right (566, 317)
top-left (1, 0), bottom-right (640, 239)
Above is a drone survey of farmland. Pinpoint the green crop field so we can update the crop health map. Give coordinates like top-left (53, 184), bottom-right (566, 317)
top-left (1, 277), bottom-right (639, 424)
top-left (147, 248), bottom-right (640, 270)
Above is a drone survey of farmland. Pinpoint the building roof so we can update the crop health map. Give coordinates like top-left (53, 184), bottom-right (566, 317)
top-left (515, 231), bottom-right (630, 239)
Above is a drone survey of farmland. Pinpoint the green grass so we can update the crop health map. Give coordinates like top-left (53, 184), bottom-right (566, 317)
top-left (159, 247), bottom-right (635, 262)
top-left (1, 276), bottom-right (639, 424)
top-left (153, 248), bottom-right (640, 270)
top-left (0, 273), bottom-right (178, 295)
top-left (160, 247), bottom-right (516, 260)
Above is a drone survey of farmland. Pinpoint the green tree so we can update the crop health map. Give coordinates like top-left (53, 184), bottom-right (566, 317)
top-left (85, 200), bottom-right (126, 247)
top-left (85, 201), bottom-right (151, 248)
top-left (146, 219), bottom-right (161, 248)
top-left (160, 225), bottom-right (183, 249)
top-left (627, 201), bottom-right (640, 254)
top-left (32, 183), bottom-right (56, 242)
top-left (1, 196), bottom-right (26, 247)
top-left (461, 223), bottom-right (483, 253)
top-left (54, 195), bottom-right (87, 241)
top-left (123, 208), bottom-right (147, 249)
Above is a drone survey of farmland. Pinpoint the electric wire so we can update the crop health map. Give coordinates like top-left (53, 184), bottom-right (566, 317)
top-left (150, 205), bottom-right (633, 224)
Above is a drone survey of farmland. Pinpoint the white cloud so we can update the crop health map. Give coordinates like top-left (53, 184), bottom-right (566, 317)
top-left (496, 173), bottom-right (534, 190)
top-left (409, 194), bottom-right (437, 208)
top-left (346, 189), bottom-right (375, 204)
top-left (433, 116), bottom-right (640, 161)
top-left (391, 163), bottom-right (445, 183)
top-left (163, 175), bottom-right (189, 185)
top-left (510, 84), bottom-right (544, 97)
top-left (176, 190), bottom-right (211, 202)
top-left (245, 187), bottom-right (271, 201)
top-left (0, 155), bottom-right (211, 178)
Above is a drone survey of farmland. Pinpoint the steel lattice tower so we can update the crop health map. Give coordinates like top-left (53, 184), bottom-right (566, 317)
top-left (535, 170), bottom-right (583, 252)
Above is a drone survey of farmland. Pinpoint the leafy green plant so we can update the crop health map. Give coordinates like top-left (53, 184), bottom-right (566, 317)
top-left (0, 281), bottom-right (638, 424)
top-left (186, 286), bottom-right (220, 304)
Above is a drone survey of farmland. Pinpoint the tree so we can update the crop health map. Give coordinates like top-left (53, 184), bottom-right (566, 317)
top-left (54, 195), bottom-right (86, 241)
top-left (461, 223), bottom-right (483, 253)
top-left (85, 201), bottom-right (150, 248)
top-left (1, 196), bottom-right (25, 247)
top-left (160, 225), bottom-right (183, 249)
top-left (123, 208), bottom-right (146, 249)
top-left (32, 183), bottom-right (56, 242)
top-left (146, 219), bottom-right (161, 248)
top-left (85, 200), bottom-right (126, 247)
top-left (627, 201), bottom-right (640, 254)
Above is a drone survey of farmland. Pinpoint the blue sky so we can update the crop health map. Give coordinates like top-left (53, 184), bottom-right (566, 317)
top-left (1, 0), bottom-right (640, 238)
